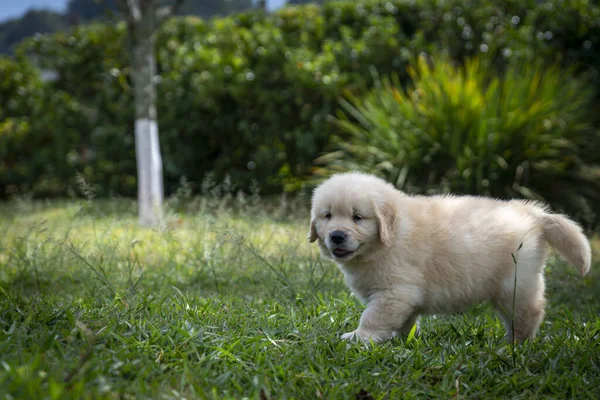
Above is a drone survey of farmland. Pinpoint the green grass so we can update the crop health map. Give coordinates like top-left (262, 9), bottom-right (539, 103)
top-left (1, 198), bottom-right (599, 399)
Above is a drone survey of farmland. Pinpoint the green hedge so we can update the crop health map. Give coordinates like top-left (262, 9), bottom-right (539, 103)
top-left (1, 0), bottom-right (599, 198)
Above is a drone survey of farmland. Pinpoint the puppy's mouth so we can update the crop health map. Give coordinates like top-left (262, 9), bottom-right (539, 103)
top-left (332, 248), bottom-right (355, 258)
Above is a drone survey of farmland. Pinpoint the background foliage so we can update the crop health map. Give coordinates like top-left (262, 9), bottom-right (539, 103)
top-left (1, 0), bottom-right (599, 224)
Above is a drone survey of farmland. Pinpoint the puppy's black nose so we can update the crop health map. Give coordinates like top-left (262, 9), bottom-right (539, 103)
top-left (330, 230), bottom-right (346, 244)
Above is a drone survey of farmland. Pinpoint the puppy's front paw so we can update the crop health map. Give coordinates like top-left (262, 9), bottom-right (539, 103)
top-left (341, 329), bottom-right (391, 343)
top-left (341, 331), bottom-right (358, 341)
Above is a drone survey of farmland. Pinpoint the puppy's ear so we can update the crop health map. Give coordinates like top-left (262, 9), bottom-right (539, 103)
top-left (373, 198), bottom-right (399, 247)
top-left (308, 218), bottom-right (318, 243)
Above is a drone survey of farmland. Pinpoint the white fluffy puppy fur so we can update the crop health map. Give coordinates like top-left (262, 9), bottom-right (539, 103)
top-left (308, 172), bottom-right (592, 343)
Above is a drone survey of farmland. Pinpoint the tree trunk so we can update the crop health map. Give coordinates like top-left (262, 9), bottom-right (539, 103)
top-left (131, 2), bottom-right (164, 228)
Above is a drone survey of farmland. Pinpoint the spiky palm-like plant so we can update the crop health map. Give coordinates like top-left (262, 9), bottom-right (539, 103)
top-left (320, 55), bottom-right (600, 229)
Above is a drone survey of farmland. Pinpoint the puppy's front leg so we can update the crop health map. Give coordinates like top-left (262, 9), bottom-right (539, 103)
top-left (342, 292), bottom-right (416, 343)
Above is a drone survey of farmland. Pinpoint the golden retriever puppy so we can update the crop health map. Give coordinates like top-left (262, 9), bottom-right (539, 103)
top-left (308, 172), bottom-right (592, 343)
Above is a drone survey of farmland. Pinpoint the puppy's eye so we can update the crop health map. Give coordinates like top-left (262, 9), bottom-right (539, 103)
top-left (353, 214), bottom-right (363, 222)
top-left (324, 212), bottom-right (332, 219)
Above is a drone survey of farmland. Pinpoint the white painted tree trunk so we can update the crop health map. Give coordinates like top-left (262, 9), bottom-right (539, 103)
top-left (130, 0), bottom-right (164, 228)
top-left (135, 118), bottom-right (163, 227)
top-left (122, 0), bottom-right (184, 227)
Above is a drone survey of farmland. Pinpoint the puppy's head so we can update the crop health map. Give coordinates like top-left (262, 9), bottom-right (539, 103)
top-left (308, 172), bottom-right (400, 262)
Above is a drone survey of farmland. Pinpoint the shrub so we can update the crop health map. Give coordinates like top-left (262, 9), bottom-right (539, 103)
top-left (0, 54), bottom-right (133, 198)
top-left (322, 55), bottom-right (600, 229)
top-left (0, 58), bottom-right (67, 196)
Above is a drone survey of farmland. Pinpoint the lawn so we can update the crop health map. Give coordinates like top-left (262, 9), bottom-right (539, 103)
top-left (1, 196), bottom-right (599, 399)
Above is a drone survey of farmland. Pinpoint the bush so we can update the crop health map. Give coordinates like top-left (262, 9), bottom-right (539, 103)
top-left (0, 58), bottom-right (87, 197)
top-left (0, 53), bottom-right (134, 198)
top-left (322, 55), bottom-right (600, 229)
top-left (8, 23), bottom-right (137, 197)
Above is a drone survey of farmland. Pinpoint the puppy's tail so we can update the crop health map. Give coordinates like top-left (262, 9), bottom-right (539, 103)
top-left (538, 212), bottom-right (592, 276)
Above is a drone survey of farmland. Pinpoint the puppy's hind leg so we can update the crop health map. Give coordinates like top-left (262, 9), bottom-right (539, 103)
top-left (494, 272), bottom-right (546, 343)
top-left (342, 290), bottom-right (419, 343)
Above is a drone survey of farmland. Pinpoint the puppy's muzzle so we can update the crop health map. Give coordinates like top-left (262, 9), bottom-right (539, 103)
top-left (330, 230), bottom-right (346, 244)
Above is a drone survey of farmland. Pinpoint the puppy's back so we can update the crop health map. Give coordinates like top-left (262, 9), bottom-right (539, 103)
top-left (402, 195), bottom-right (546, 272)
